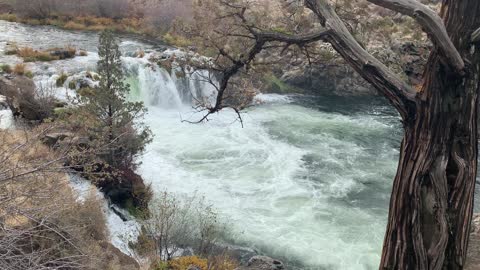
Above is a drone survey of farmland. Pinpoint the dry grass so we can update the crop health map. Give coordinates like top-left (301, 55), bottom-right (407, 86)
top-left (0, 128), bottom-right (139, 269)
top-left (12, 63), bottom-right (26, 75)
top-left (16, 47), bottom-right (57, 62)
top-left (8, 46), bottom-right (77, 62)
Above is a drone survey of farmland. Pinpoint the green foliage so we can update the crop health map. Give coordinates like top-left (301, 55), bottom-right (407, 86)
top-left (77, 30), bottom-right (152, 169)
top-left (150, 260), bottom-right (169, 270)
top-left (25, 70), bottom-right (33, 78)
top-left (0, 64), bottom-right (12, 74)
top-left (163, 32), bottom-right (192, 47)
top-left (56, 73), bottom-right (68, 87)
top-left (68, 80), bottom-right (76, 89)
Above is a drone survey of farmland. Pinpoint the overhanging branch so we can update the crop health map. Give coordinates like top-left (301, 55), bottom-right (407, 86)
top-left (305, 0), bottom-right (416, 120)
top-left (367, 0), bottom-right (465, 75)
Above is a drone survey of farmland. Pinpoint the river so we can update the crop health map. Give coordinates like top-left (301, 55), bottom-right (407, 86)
top-left (0, 20), bottom-right (421, 269)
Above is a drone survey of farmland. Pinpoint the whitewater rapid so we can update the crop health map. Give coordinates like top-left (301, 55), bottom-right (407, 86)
top-left (0, 20), bottom-right (406, 270)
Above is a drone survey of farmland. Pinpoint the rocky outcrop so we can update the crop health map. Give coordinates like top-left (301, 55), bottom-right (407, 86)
top-left (281, 64), bottom-right (374, 96)
top-left (280, 41), bottom-right (430, 96)
top-left (96, 167), bottom-right (152, 216)
top-left (235, 256), bottom-right (285, 270)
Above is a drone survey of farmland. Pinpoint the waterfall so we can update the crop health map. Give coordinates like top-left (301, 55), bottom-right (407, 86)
top-left (122, 54), bottom-right (218, 110)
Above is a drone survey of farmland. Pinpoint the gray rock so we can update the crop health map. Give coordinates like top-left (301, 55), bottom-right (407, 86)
top-left (236, 256), bottom-right (285, 270)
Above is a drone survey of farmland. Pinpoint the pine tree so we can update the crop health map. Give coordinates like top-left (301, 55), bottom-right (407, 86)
top-left (79, 30), bottom-right (152, 169)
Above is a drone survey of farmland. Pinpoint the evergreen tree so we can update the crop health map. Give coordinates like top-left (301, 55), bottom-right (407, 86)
top-left (79, 30), bottom-right (151, 169)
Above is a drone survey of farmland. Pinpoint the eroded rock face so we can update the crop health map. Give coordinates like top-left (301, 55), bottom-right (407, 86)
top-left (281, 64), bottom-right (374, 96)
top-left (280, 41), bottom-right (430, 96)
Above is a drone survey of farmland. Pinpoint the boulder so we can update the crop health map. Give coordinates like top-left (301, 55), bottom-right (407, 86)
top-left (94, 167), bottom-right (152, 217)
top-left (49, 49), bottom-right (76, 60)
top-left (236, 256), bottom-right (285, 270)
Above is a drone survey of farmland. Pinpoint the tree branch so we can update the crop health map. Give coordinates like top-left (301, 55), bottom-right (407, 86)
top-left (305, 0), bottom-right (416, 120)
top-left (472, 27), bottom-right (480, 43)
top-left (367, 0), bottom-right (464, 75)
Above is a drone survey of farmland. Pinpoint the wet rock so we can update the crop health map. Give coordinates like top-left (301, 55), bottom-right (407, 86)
top-left (49, 49), bottom-right (76, 60)
top-left (211, 244), bottom-right (259, 266)
top-left (236, 256), bottom-right (285, 270)
top-left (94, 167), bottom-right (152, 217)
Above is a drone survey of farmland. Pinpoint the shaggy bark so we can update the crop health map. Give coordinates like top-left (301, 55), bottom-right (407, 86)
top-left (379, 1), bottom-right (480, 269)
top-left (200, 0), bottom-right (480, 267)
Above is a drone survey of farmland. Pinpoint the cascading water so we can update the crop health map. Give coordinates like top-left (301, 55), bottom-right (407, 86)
top-left (123, 57), bottom-right (401, 269)
top-left (2, 20), bottom-right (463, 270)
top-left (123, 55), bottom-right (217, 109)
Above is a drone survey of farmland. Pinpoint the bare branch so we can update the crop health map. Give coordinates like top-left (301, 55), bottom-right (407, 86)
top-left (472, 27), bottom-right (480, 43)
top-left (367, 0), bottom-right (464, 75)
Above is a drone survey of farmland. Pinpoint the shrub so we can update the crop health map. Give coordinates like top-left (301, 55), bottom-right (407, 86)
top-left (169, 256), bottom-right (208, 270)
top-left (164, 32), bottom-right (193, 47)
top-left (15, 47), bottom-right (58, 62)
top-left (68, 80), bottom-right (77, 89)
top-left (0, 129), bottom-right (134, 270)
top-left (0, 64), bottom-right (12, 73)
top-left (13, 63), bottom-right (26, 75)
top-left (79, 50), bottom-right (88, 56)
top-left (136, 192), bottom-right (222, 261)
top-left (208, 254), bottom-right (239, 270)
top-left (0, 13), bottom-right (18, 22)
top-left (25, 70), bottom-right (33, 78)
top-left (56, 73), bottom-right (69, 87)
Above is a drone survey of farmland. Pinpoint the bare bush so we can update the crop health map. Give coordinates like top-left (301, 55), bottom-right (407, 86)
top-left (13, 0), bottom-right (57, 19)
top-left (142, 0), bottom-right (194, 33)
top-left (95, 0), bottom-right (130, 18)
top-left (135, 191), bottom-right (222, 261)
top-left (0, 128), bottom-right (134, 270)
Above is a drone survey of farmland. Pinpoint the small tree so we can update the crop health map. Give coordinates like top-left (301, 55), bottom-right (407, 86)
top-left (78, 30), bottom-right (151, 170)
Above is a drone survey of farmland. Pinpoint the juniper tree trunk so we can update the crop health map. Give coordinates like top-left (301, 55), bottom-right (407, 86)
top-left (380, 1), bottom-right (480, 269)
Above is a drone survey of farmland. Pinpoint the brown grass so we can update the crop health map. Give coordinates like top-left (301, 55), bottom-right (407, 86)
top-left (16, 47), bottom-right (57, 62)
top-left (0, 128), bottom-right (139, 269)
top-left (13, 63), bottom-right (26, 75)
top-left (10, 46), bottom-right (77, 62)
